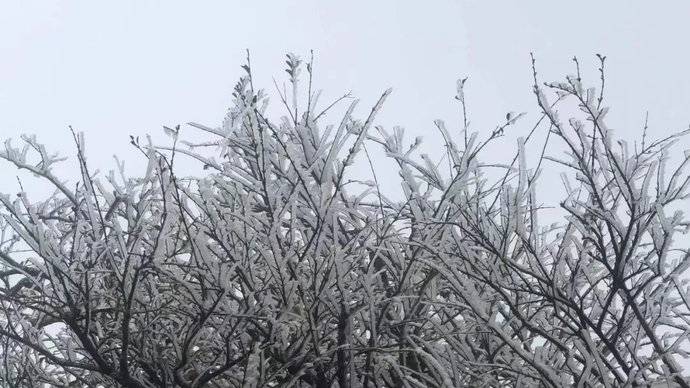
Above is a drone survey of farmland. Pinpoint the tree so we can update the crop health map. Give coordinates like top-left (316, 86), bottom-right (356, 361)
top-left (1, 52), bottom-right (689, 387)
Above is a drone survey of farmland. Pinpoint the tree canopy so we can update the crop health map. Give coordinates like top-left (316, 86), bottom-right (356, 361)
top-left (1, 53), bottom-right (690, 387)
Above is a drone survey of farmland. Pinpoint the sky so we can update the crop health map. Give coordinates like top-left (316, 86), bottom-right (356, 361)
top-left (2, 1), bottom-right (690, 192)
top-left (2, 0), bottom-right (690, 375)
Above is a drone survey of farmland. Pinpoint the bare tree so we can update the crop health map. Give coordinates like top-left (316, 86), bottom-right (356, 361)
top-left (1, 53), bottom-right (689, 387)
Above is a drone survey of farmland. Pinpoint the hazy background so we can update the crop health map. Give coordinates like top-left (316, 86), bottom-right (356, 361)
top-left (2, 0), bottom-right (690, 374)
top-left (1, 1), bottom-right (690, 208)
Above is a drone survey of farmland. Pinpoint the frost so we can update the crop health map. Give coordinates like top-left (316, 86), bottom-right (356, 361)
top-left (0, 53), bottom-right (689, 388)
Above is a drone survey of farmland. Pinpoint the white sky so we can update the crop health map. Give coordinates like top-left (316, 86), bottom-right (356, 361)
top-left (2, 1), bottom-right (690, 171)
top-left (1, 0), bottom-right (690, 375)
top-left (2, 0), bottom-right (690, 240)
top-left (1, 2), bottom-right (690, 203)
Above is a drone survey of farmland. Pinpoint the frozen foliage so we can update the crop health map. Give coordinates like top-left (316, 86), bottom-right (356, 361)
top-left (1, 53), bottom-right (690, 387)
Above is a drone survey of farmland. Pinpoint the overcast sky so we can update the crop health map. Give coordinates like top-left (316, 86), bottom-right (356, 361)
top-left (2, 1), bottom-right (690, 201)
top-left (2, 1), bottom-right (690, 375)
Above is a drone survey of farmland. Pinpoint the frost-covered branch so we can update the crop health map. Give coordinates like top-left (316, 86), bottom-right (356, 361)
top-left (1, 53), bottom-right (689, 387)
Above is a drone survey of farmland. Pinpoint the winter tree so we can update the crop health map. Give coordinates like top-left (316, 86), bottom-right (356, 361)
top-left (1, 53), bottom-right (690, 387)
